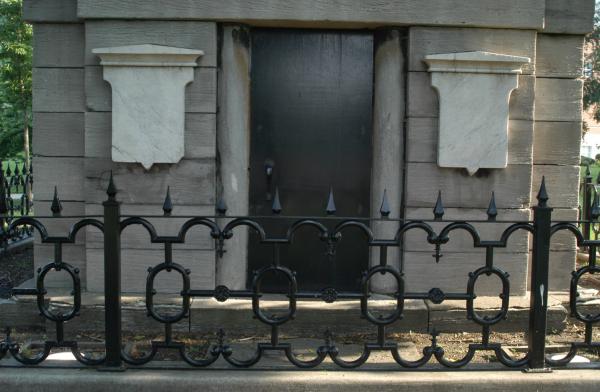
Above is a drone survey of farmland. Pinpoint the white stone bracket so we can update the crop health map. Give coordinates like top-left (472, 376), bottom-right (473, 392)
top-left (424, 51), bottom-right (530, 175)
top-left (93, 44), bottom-right (204, 170)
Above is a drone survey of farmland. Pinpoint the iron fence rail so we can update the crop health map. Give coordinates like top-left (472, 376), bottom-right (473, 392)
top-left (0, 175), bottom-right (598, 371)
top-left (0, 159), bottom-right (33, 247)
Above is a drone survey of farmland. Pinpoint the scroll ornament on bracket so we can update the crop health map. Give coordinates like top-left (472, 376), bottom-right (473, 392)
top-left (423, 51), bottom-right (530, 175)
top-left (93, 44), bottom-right (204, 170)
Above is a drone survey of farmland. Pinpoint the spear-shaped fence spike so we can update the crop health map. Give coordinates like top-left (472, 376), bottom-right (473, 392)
top-left (592, 193), bottom-right (600, 221)
top-left (28, 159), bottom-right (32, 174)
top-left (433, 191), bottom-right (444, 220)
top-left (326, 187), bottom-right (336, 215)
top-left (379, 189), bottom-right (391, 218)
top-left (13, 163), bottom-right (19, 176)
top-left (487, 192), bottom-right (498, 221)
top-left (216, 197), bottom-right (227, 216)
top-left (272, 187), bottom-right (282, 214)
top-left (5, 162), bottom-right (11, 177)
top-left (586, 165), bottom-right (592, 179)
top-left (536, 176), bottom-right (549, 207)
top-left (51, 186), bottom-right (63, 216)
top-left (106, 171), bottom-right (117, 199)
top-left (21, 161), bottom-right (27, 175)
top-left (162, 186), bottom-right (173, 216)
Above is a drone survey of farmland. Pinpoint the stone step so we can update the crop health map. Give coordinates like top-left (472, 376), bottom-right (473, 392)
top-left (0, 289), bottom-right (569, 335)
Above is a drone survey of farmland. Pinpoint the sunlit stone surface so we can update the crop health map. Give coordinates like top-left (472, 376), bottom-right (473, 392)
top-left (93, 44), bottom-right (204, 169)
top-left (424, 51), bottom-right (530, 175)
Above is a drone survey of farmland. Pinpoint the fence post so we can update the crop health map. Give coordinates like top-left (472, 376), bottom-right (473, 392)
top-left (527, 177), bottom-right (553, 371)
top-left (582, 166), bottom-right (593, 240)
top-left (102, 173), bottom-right (123, 369)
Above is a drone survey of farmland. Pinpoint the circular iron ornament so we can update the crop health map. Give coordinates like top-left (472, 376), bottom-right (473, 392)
top-left (252, 265), bottom-right (297, 325)
top-left (428, 288), bottom-right (445, 304)
top-left (320, 287), bottom-right (338, 303)
top-left (466, 266), bottom-right (510, 325)
top-left (361, 265), bottom-right (405, 325)
top-left (146, 262), bottom-right (191, 323)
top-left (37, 262), bottom-right (81, 322)
top-left (570, 265), bottom-right (600, 323)
top-left (214, 285), bottom-right (231, 302)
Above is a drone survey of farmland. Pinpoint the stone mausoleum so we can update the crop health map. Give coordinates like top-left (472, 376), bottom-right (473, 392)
top-left (25, 0), bottom-right (593, 295)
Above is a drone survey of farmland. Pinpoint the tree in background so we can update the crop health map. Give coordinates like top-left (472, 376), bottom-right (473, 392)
top-left (584, 1), bottom-right (600, 124)
top-left (0, 0), bottom-right (31, 160)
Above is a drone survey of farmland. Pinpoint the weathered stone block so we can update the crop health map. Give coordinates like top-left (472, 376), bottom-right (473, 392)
top-left (544, 0), bottom-right (595, 34)
top-left (23, 0), bottom-right (78, 23)
top-left (531, 165), bottom-right (580, 209)
top-left (33, 157), bottom-right (85, 202)
top-left (33, 113), bottom-right (84, 157)
top-left (536, 34), bottom-right (584, 78)
top-left (84, 158), bottom-right (215, 205)
top-left (85, 20), bottom-right (217, 67)
top-left (33, 24), bottom-right (84, 68)
top-left (533, 121), bottom-right (582, 165)
top-left (535, 78), bottom-right (583, 122)
top-left (77, 0), bottom-right (546, 30)
top-left (33, 68), bottom-right (84, 113)
top-left (405, 163), bottom-right (532, 209)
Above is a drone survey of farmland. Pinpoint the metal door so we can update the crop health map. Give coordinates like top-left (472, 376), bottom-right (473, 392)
top-left (248, 29), bottom-right (373, 291)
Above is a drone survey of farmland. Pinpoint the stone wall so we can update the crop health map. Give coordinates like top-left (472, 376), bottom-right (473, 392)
top-left (23, 0), bottom-right (594, 294)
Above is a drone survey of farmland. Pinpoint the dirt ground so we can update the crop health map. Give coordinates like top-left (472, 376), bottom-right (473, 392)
top-left (0, 245), bottom-right (33, 298)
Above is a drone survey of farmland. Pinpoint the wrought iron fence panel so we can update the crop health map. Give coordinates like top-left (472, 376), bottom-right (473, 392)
top-left (0, 159), bottom-right (33, 246)
top-left (0, 175), bottom-right (597, 371)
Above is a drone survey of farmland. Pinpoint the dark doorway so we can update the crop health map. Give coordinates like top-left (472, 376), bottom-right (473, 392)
top-left (248, 29), bottom-right (373, 291)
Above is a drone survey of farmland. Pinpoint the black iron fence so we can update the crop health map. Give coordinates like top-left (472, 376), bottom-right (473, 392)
top-left (0, 175), bottom-right (598, 371)
top-left (0, 159), bottom-right (33, 246)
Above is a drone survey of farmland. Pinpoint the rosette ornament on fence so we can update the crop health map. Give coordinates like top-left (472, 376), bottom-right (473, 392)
top-left (0, 175), bottom-right (598, 371)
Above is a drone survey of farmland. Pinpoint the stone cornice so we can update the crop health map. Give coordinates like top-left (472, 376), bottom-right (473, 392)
top-left (92, 44), bottom-right (204, 67)
top-left (424, 51), bottom-right (531, 74)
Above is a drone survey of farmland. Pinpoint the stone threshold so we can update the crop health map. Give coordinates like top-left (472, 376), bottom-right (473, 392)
top-left (0, 367), bottom-right (599, 392)
top-left (0, 288), bottom-right (570, 334)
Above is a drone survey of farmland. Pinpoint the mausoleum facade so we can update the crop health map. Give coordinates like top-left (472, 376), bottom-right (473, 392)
top-left (24, 0), bottom-right (593, 295)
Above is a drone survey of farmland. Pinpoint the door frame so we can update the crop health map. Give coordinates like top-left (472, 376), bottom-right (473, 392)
top-left (216, 25), bottom-right (406, 292)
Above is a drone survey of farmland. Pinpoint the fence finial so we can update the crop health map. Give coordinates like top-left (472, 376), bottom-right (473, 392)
top-left (272, 186), bottom-right (282, 214)
top-left (487, 192), bottom-right (497, 221)
top-left (106, 171), bottom-right (117, 199)
top-left (379, 189), bottom-right (391, 218)
top-left (51, 186), bottom-right (63, 216)
top-left (162, 186), bottom-right (173, 216)
top-left (433, 190), bottom-right (444, 220)
top-left (326, 187), bottom-right (336, 215)
top-left (536, 176), bottom-right (549, 207)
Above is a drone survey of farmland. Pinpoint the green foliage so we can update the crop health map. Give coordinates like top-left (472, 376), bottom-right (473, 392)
top-left (0, 0), bottom-right (31, 158)
top-left (582, 155), bottom-right (596, 166)
top-left (585, 2), bottom-right (600, 121)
